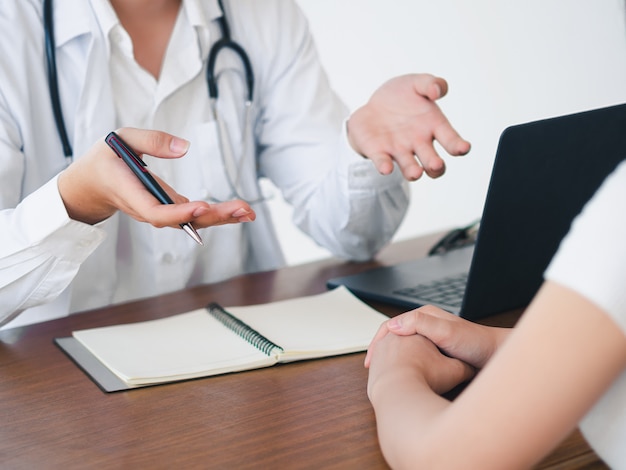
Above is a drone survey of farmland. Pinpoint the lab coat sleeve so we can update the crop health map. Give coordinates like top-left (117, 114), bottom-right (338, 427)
top-left (238, 0), bottom-right (410, 261)
top-left (0, 4), bottom-right (100, 324)
top-left (0, 175), bottom-right (106, 325)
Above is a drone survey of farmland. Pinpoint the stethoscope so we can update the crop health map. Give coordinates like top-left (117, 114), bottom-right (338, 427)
top-left (44, 0), bottom-right (266, 204)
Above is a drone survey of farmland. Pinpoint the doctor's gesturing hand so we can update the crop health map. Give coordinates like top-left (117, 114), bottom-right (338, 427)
top-left (57, 128), bottom-right (255, 229)
top-left (347, 73), bottom-right (471, 181)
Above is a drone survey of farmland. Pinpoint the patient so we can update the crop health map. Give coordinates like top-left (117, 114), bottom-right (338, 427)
top-left (365, 159), bottom-right (626, 469)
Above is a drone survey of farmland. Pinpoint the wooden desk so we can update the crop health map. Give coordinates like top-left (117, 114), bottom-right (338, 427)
top-left (0, 235), bottom-right (606, 469)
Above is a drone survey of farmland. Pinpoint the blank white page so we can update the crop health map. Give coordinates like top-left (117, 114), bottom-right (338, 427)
top-left (226, 286), bottom-right (388, 361)
top-left (73, 311), bottom-right (276, 385)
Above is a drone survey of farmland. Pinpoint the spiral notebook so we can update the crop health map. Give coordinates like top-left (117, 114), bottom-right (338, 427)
top-left (55, 286), bottom-right (388, 392)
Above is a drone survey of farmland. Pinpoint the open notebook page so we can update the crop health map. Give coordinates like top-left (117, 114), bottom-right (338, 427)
top-left (73, 311), bottom-right (276, 385)
top-left (227, 286), bottom-right (388, 361)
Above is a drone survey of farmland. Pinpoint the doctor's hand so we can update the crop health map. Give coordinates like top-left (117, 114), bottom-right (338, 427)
top-left (364, 305), bottom-right (510, 370)
top-left (58, 128), bottom-right (255, 228)
top-left (347, 74), bottom-right (471, 181)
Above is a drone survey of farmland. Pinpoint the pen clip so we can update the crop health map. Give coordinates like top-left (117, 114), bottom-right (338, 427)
top-left (105, 132), bottom-right (147, 168)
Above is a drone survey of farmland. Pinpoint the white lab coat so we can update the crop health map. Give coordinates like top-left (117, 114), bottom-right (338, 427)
top-left (0, 0), bottom-right (409, 328)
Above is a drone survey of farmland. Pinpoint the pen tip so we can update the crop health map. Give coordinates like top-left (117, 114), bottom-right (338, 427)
top-left (181, 223), bottom-right (203, 246)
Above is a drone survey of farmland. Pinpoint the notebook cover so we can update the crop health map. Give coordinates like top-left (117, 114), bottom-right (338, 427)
top-left (55, 337), bottom-right (132, 393)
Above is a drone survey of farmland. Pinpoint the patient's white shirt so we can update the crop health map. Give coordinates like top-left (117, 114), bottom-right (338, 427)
top-left (545, 160), bottom-right (626, 469)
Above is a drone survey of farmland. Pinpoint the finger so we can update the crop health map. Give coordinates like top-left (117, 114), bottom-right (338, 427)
top-left (363, 349), bottom-right (372, 368)
top-left (433, 122), bottom-right (471, 157)
top-left (371, 319), bottom-right (393, 344)
top-left (409, 74), bottom-right (449, 101)
top-left (386, 311), bottom-right (420, 335)
top-left (364, 321), bottom-right (393, 367)
top-left (389, 308), bottom-right (468, 359)
top-left (393, 150), bottom-right (425, 181)
top-left (366, 151), bottom-right (396, 176)
top-left (120, 202), bottom-right (197, 228)
top-left (413, 142), bottom-right (446, 179)
top-left (114, 127), bottom-right (191, 159)
top-left (419, 304), bottom-right (460, 320)
top-left (387, 308), bottom-right (451, 340)
top-left (446, 356), bottom-right (476, 386)
top-left (191, 200), bottom-right (256, 226)
top-left (132, 200), bottom-right (255, 229)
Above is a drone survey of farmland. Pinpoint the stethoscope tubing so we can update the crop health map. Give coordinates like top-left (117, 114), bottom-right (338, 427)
top-left (44, 0), bottom-right (73, 161)
top-left (45, 0), bottom-right (265, 204)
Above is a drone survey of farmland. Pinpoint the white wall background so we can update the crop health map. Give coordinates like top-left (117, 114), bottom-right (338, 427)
top-left (269, 0), bottom-right (626, 265)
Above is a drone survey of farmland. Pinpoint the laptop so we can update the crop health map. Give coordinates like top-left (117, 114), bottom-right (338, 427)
top-left (327, 103), bottom-right (626, 321)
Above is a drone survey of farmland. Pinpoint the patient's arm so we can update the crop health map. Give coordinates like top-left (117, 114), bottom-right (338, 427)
top-left (367, 281), bottom-right (626, 469)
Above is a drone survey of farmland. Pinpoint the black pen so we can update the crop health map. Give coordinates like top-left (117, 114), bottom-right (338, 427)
top-left (105, 131), bottom-right (203, 246)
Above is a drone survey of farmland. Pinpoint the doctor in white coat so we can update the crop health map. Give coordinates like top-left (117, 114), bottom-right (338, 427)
top-left (0, 0), bottom-right (470, 328)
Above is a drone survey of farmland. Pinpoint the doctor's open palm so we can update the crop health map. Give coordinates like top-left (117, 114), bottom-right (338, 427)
top-left (348, 73), bottom-right (471, 181)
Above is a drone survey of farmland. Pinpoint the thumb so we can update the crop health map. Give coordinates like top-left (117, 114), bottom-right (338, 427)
top-left (410, 73), bottom-right (449, 101)
top-left (387, 308), bottom-right (449, 342)
top-left (114, 127), bottom-right (191, 159)
top-left (446, 356), bottom-right (477, 389)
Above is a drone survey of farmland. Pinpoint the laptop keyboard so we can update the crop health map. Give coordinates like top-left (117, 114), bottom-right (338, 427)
top-left (393, 272), bottom-right (468, 308)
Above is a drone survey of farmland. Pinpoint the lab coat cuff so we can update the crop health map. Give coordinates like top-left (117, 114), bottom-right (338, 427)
top-left (16, 175), bottom-right (106, 260)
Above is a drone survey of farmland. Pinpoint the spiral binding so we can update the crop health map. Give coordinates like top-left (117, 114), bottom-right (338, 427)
top-left (206, 303), bottom-right (283, 356)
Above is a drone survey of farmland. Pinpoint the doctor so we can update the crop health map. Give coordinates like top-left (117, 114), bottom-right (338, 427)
top-left (0, 0), bottom-right (470, 328)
